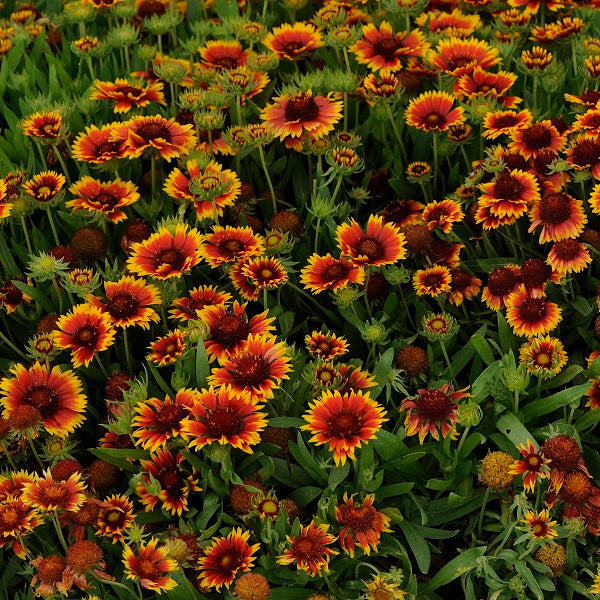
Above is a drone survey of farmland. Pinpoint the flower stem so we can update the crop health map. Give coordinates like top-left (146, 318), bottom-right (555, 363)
top-left (46, 207), bottom-right (61, 246)
top-left (123, 328), bottom-right (133, 373)
top-left (20, 216), bottom-right (33, 254)
top-left (257, 144), bottom-right (277, 214)
top-left (52, 511), bottom-right (68, 551)
top-left (440, 340), bottom-right (455, 382)
top-left (385, 103), bottom-right (407, 166)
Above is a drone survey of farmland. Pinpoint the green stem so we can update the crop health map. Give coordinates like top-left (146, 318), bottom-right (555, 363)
top-left (123, 328), bottom-right (133, 373)
top-left (385, 103), bottom-right (407, 165)
top-left (20, 216), bottom-right (32, 254)
top-left (263, 287), bottom-right (268, 312)
top-left (0, 329), bottom-right (28, 360)
top-left (257, 144), bottom-right (277, 214)
top-left (52, 511), bottom-right (68, 551)
top-left (28, 438), bottom-right (44, 470)
top-left (95, 353), bottom-right (109, 378)
top-left (314, 217), bottom-right (321, 253)
top-left (55, 148), bottom-right (71, 186)
top-left (35, 142), bottom-right (47, 169)
top-left (331, 172), bottom-right (344, 205)
top-left (52, 278), bottom-right (64, 314)
top-left (432, 133), bottom-right (439, 195)
top-left (476, 488), bottom-right (490, 539)
top-left (150, 154), bottom-right (157, 200)
top-left (46, 207), bottom-right (61, 246)
top-left (440, 340), bottom-right (455, 382)
top-left (513, 390), bottom-right (519, 414)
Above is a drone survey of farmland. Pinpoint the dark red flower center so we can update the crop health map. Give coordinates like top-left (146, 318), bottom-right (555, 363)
top-left (136, 558), bottom-right (158, 579)
top-left (517, 298), bottom-right (547, 323)
top-left (580, 90), bottom-right (600, 106)
top-left (1, 281), bottom-right (23, 305)
top-left (415, 388), bottom-right (454, 422)
top-left (356, 237), bottom-right (383, 261)
top-left (503, 152), bottom-right (529, 171)
top-left (553, 239), bottom-right (581, 259)
top-left (408, 164), bottom-right (429, 176)
top-left (284, 94), bottom-right (320, 123)
top-left (538, 193), bottom-right (572, 224)
top-left (424, 113), bottom-right (444, 128)
top-left (116, 85), bottom-right (144, 97)
top-left (447, 56), bottom-right (474, 70)
top-left (541, 435), bottom-right (581, 471)
top-left (521, 258), bottom-right (550, 289)
top-left (0, 505), bottom-right (22, 529)
top-left (106, 293), bottom-right (139, 319)
top-left (450, 268), bottom-right (472, 292)
top-left (522, 124), bottom-right (553, 149)
top-left (212, 314), bottom-right (251, 348)
top-left (292, 535), bottom-right (322, 559)
top-left (525, 454), bottom-right (542, 471)
top-left (422, 273), bottom-right (444, 289)
top-left (40, 484), bottom-right (70, 505)
top-left (560, 471), bottom-right (592, 506)
top-left (571, 138), bottom-right (600, 166)
top-left (584, 114), bottom-right (600, 128)
top-left (37, 555), bottom-right (67, 584)
top-left (25, 385), bottom-right (58, 419)
top-left (154, 403), bottom-right (187, 433)
top-left (156, 249), bottom-right (184, 270)
top-left (328, 409), bottom-right (364, 438)
top-left (212, 55), bottom-right (240, 69)
top-left (231, 356), bottom-right (270, 387)
top-left (493, 171), bottom-right (524, 200)
top-left (322, 262), bottom-right (351, 281)
top-left (136, 121), bottom-right (171, 142)
top-left (216, 550), bottom-right (244, 572)
top-left (383, 201), bottom-right (414, 225)
top-left (92, 192), bottom-right (120, 209)
top-left (76, 325), bottom-right (99, 348)
top-left (104, 508), bottom-right (126, 526)
top-left (280, 40), bottom-right (308, 55)
top-left (338, 504), bottom-right (376, 530)
top-left (95, 141), bottom-right (121, 156)
top-left (221, 239), bottom-right (244, 255)
top-left (373, 37), bottom-right (402, 61)
top-left (492, 115), bottom-right (519, 129)
top-left (157, 466), bottom-right (185, 493)
top-left (206, 408), bottom-right (243, 436)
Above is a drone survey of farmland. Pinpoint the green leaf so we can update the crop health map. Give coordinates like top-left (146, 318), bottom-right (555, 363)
top-left (288, 433), bottom-right (328, 485)
top-left (0, 233), bottom-right (19, 273)
top-left (419, 546), bottom-right (487, 593)
top-left (288, 486), bottom-right (322, 507)
top-left (214, 0), bottom-right (239, 19)
top-left (521, 384), bottom-right (590, 421)
top-left (498, 312), bottom-right (518, 354)
top-left (398, 520), bottom-right (431, 574)
top-left (471, 334), bottom-right (495, 366)
top-left (328, 461), bottom-right (350, 490)
top-left (423, 490), bottom-right (486, 527)
top-left (11, 280), bottom-right (53, 313)
top-left (89, 447), bottom-right (150, 472)
top-left (575, 407), bottom-right (600, 432)
top-left (457, 432), bottom-right (486, 460)
top-left (540, 365), bottom-right (583, 391)
top-left (195, 341), bottom-right (209, 388)
top-left (268, 417), bottom-right (304, 428)
top-left (370, 348), bottom-right (395, 399)
top-left (372, 429), bottom-right (407, 462)
top-left (269, 589), bottom-right (312, 600)
top-left (496, 413), bottom-right (535, 449)
top-left (571, 296), bottom-right (592, 316)
top-left (452, 324), bottom-right (486, 376)
top-left (514, 561), bottom-right (543, 600)
top-left (377, 482), bottom-right (414, 498)
top-left (186, 0), bottom-right (203, 22)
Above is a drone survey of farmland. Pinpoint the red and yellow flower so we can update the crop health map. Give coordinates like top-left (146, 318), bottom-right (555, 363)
top-left (405, 91), bottom-right (465, 132)
top-left (481, 265), bottom-right (522, 310)
top-left (71, 124), bottom-right (124, 163)
top-left (90, 78), bottom-right (166, 113)
top-left (302, 389), bottom-right (386, 465)
top-left (23, 171), bottom-right (66, 204)
top-left (181, 385), bottom-right (267, 453)
top-left (305, 331), bottom-right (349, 361)
top-left (199, 39), bottom-right (248, 69)
top-left (278, 522), bottom-right (338, 576)
top-left (0, 496), bottom-right (40, 557)
top-left (401, 384), bottom-right (469, 444)
top-left (0, 362), bottom-right (86, 437)
top-left (522, 510), bottom-right (558, 539)
top-left (483, 109), bottom-right (533, 140)
top-left (263, 22), bottom-right (323, 60)
top-left (169, 285), bottom-right (231, 322)
top-left (241, 256), bottom-right (288, 290)
top-left (528, 192), bottom-right (586, 244)
top-left (448, 268), bottom-right (482, 307)
top-left (96, 494), bottom-right (134, 542)
top-left (21, 111), bottom-right (63, 140)
top-left (422, 199), bottom-right (465, 233)
top-left (197, 528), bottom-right (259, 589)
top-left (510, 440), bottom-right (551, 492)
top-left (519, 336), bottom-right (567, 379)
top-left (123, 538), bottom-right (178, 592)
top-left (67, 177), bottom-right (140, 223)
top-left (509, 121), bottom-right (565, 161)
top-left (413, 265), bottom-right (452, 297)
top-left (547, 239), bottom-right (591, 273)
top-left (147, 330), bottom-right (186, 366)
top-left (22, 471), bottom-right (86, 512)
top-left (565, 134), bottom-right (600, 179)
top-left (199, 226), bottom-right (264, 268)
top-left (300, 253), bottom-right (365, 294)
top-left (427, 37), bottom-right (501, 77)
top-left (506, 285), bottom-right (562, 337)
top-left (416, 9), bottom-right (481, 38)
top-left (55, 304), bottom-right (116, 368)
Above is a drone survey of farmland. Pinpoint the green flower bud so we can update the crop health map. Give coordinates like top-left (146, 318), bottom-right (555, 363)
top-left (145, 11), bottom-right (183, 36)
top-left (107, 23), bottom-right (138, 48)
top-left (27, 253), bottom-right (70, 282)
top-left (138, 43), bottom-right (157, 62)
top-left (309, 194), bottom-right (337, 219)
top-left (153, 59), bottom-right (188, 84)
top-left (456, 399), bottom-right (483, 427)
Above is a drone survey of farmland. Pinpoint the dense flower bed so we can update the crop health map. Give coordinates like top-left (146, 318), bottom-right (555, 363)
top-left (2, 0), bottom-right (600, 598)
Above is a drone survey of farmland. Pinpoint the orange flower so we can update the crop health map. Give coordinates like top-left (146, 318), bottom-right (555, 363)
top-left (351, 21), bottom-right (430, 71)
top-left (96, 494), bottom-right (134, 542)
top-left (30, 555), bottom-right (72, 596)
top-left (261, 90), bottom-right (342, 140)
top-left (136, 449), bottom-right (200, 516)
top-left (170, 285), bottom-right (231, 322)
top-left (413, 265), bottom-right (452, 297)
top-left (522, 509), bottom-right (558, 539)
top-left (90, 78), bottom-right (166, 113)
top-left (586, 378), bottom-right (600, 410)
top-left (0, 496), bottom-right (40, 556)
top-left (0, 180), bottom-right (11, 220)
top-left (336, 493), bottom-right (391, 557)
top-left (199, 39), bottom-right (248, 69)
top-left (198, 301), bottom-right (275, 363)
top-left (509, 0), bottom-right (564, 13)
top-left (302, 389), bottom-right (386, 465)
top-left (336, 214), bottom-right (406, 266)
top-left (242, 256), bottom-right (288, 290)
top-left (448, 268), bottom-right (481, 307)
top-left (300, 253), bottom-right (365, 294)
top-left (23, 171), bottom-right (66, 204)
top-left (506, 285), bottom-right (562, 337)
top-left (422, 199), bottom-right (464, 233)
top-left (208, 334), bottom-right (291, 403)
top-left (55, 304), bottom-right (116, 368)
top-left (427, 37), bottom-right (501, 77)
top-left (163, 159), bottom-right (241, 221)
top-left (229, 260), bottom-right (261, 301)
top-left (181, 385), bottom-right (267, 453)
top-left (565, 134), bottom-right (600, 179)
top-left (278, 522), bottom-right (338, 576)
top-left (263, 22), bottom-right (323, 60)
top-left (454, 67), bottom-right (518, 104)
top-left (199, 225), bottom-right (264, 268)
top-left (509, 121), bottom-right (565, 161)
top-left (416, 8), bottom-right (481, 38)
top-left (510, 440), bottom-right (551, 492)
top-left (123, 538), bottom-right (178, 592)
top-left (22, 471), bottom-right (86, 512)
top-left (382, 199), bottom-right (424, 227)
top-left (401, 384), bottom-right (468, 444)
top-left (21, 111), bottom-right (63, 140)
top-left (132, 389), bottom-right (197, 452)
top-left (405, 91), bottom-right (465, 132)
top-left (528, 192), bottom-right (586, 243)
top-left (305, 331), bottom-right (349, 360)
top-left (127, 224), bottom-right (203, 279)
top-left (481, 265), bottom-right (522, 310)
top-left (110, 115), bottom-right (196, 161)
top-left (147, 330), bottom-right (186, 365)
top-left (67, 176), bottom-right (139, 223)
top-left (519, 336), bottom-right (567, 379)
top-left (0, 362), bottom-right (86, 437)
top-left (483, 109), bottom-right (533, 140)
top-left (198, 529), bottom-right (259, 589)
top-left (86, 275), bottom-right (161, 328)
top-left (71, 123), bottom-right (124, 163)
top-left (547, 239), bottom-right (591, 273)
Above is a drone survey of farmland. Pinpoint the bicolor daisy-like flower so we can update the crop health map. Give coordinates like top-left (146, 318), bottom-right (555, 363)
top-left (360, 71), bottom-right (401, 104)
top-left (565, 134), bottom-right (600, 179)
top-left (351, 22), bottom-right (429, 71)
top-left (413, 265), bottom-right (452, 297)
top-left (96, 494), bottom-right (134, 543)
top-left (0, 362), bottom-right (86, 437)
top-left (198, 39), bottom-right (248, 69)
top-left (278, 522), bottom-right (338, 576)
top-left (336, 493), bottom-right (391, 557)
top-left (454, 67), bottom-right (518, 105)
top-left (22, 471), bottom-right (86, 512)
top-left (422, 199), bottom-right (465, 233)
top-left (405, 91), bottom-right (465, 132)
top-left (198, 301), bottom-right (275, 363)
top-left (416, 8), bottom-right (481, 38)
top-left (427, 37), bottom-right (501, 77)
top-left (90, 78), bottom-right (166, 113)
top-left (55, 304), bottom-right (116, 368)
top-left (137, 449), bottom-right (200, 516)
top-left (132, 389), bottom-right (198, 452)
top-left (0, 471), bottom-right (37, 502)
top-left (509, 121), bottom-right (565, 161)
top-left (481, 265), bottom-right (522, 311)
top-left (71, 123), bottom-right (123, 163)
top-left (263, 22), bottom-right (323, 60)
top-left (528, 192), bottom-right (586, 244)
top-left (483, 109), bottom-right (533, 140)
top-left (336, 215), bottom-right (406, 267)
top-left (305, 331), bottom-right (349, 360)
top-left (522, 510), bottom-right (558, 539)
top-left (197, 528), bottom-right (259, 590)
top-left (300, 253), bottom-right (365, 294)
top-left (123, 538), bottom-right (178, 593)
top-left (241, 256), bottom-right (288, 290)
top-left (147, 330), bottom-right (186, 366)
top-left (30, 555), bottom-right (72, 597)
top-left (547, 239), bottom-right (591, 273)
top-left (506, 285), bottom-right (562, 337)
top-left (541, 434), bottom-right (588, 493)
top-left (519, 336), bottom-right (567, 379)
top-left (510, 440), bottom-right (551, 492)
top-left (302, 390), bottom-right (386, 465)
top-left (508, 0), bottom-right (564, 13)
top-left (586, 378), bottom-right (600, 410)
top-left (110, 115), bottom-right (196, 161)
top-left (448, 268), bottom-right (482, 307)
top-left (182, 385), bottom-right (267, 453)
top-left (401, 384), bottom-right (468, 444)
top-left (199, 226), bottom-right (264, 268)
top-left (21, 111), bottom-right (63, 140)
top-left (0, 180), bottom-right (12, 220)
top-left (382, 199), bottom-right (425, 227)
top-left (163, 159), bottom-right (241, 221)
top-left (23, 171), bottom-right (66, 204)
top-left (67, 177), bottom-right (140, 223)
top-left (170, 286), bottom-right (231, 322)
top-left (209, 334), bottom-right (291, 403)
top-left (0, 496), bottom-right (40, 556)
top-left (127, 224), bottom-right (203, 279)
top-left (261, 90), bottom-right (342, 141)
top-left (229, 263), bottom-right (261, 300)
top-left (573, 108), bottom-right (600, 136)
top-left (86, 275), bottom-right (161, 329)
